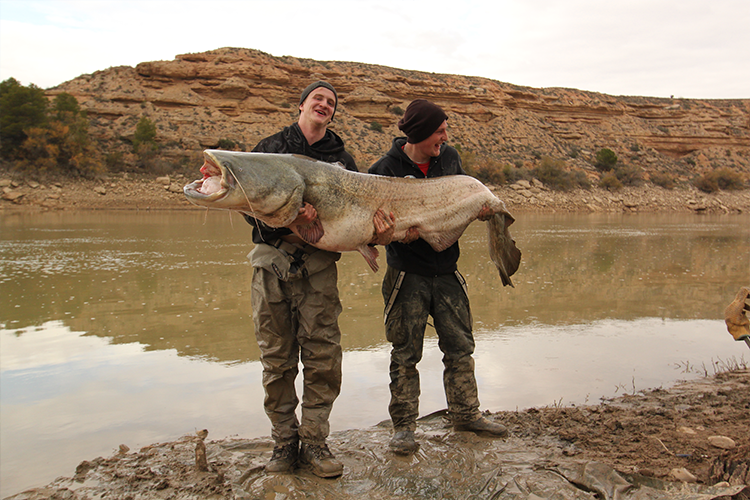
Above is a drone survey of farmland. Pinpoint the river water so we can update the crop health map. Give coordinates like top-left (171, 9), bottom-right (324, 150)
top-left (1, 211), bottom-right (748, 497)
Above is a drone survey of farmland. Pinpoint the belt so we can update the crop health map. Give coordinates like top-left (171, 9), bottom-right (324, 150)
top-left (270, 239), bottom-right (317, 261)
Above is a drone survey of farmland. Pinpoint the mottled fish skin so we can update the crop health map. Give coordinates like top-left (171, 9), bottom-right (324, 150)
top-left (184, 150), bottom-right (521, 285)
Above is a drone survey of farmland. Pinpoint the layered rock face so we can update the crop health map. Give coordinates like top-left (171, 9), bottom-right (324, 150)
top-left (48, 47), bottom-right (749, 176)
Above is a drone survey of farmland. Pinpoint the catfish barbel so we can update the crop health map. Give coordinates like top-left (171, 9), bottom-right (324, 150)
top-left (183, 150), bottom-right (521, 286)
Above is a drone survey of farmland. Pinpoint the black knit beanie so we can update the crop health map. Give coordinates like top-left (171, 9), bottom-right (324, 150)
top-left (398, 99), bottom-right (448, 144)
top-left (299, 81), bottom-right (338, 120)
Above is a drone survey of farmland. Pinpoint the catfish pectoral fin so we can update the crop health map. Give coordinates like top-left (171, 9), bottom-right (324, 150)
top-left (358, 245), bottom-right (380, 273)
top-left (294, 218), bottom-right (325, 244)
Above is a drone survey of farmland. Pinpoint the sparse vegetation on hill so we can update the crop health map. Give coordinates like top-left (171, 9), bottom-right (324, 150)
top-left (694, 167), bottom-right (747, 193)
top-left (0, 48), bottom-right (748, 199)
top-left (1, 78), bottom-right (102, 176)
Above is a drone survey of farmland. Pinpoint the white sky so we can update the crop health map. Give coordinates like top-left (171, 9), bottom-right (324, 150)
top-left (0, 0), bottom-right (748, 99)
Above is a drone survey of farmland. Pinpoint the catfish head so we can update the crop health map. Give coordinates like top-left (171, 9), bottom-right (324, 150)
top-left (183, 150), bottom-right (306, 227)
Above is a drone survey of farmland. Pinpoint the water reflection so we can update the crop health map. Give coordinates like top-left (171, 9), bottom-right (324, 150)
top-left (2, 212), bottom-right (747, 361)
top-left (1, 211), bottom-right (749, 496)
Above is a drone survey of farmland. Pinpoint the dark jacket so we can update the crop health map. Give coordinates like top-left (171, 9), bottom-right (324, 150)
top-left (244, 123), bottom-right (358, 244)
top-left (368, 137), bottom-right (465, 276)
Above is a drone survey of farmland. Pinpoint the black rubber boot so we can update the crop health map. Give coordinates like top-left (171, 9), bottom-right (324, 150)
top-left (389, 430), bottom-right (418, 455)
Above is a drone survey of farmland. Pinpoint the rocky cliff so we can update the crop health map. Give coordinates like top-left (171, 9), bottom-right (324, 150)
top-left (47, 47), bottom-right (749, 178)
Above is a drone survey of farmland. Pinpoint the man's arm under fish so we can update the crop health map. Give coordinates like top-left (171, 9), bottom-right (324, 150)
top-left (290, 204), bottom-right (420, 247)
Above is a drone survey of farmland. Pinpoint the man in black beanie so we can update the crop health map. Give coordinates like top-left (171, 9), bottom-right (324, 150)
top-left (368, 99), bottom-right (508, 456)
top-left (245, 81), bottom-right (395, 478)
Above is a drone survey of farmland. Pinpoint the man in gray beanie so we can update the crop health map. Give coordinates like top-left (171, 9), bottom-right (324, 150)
top-left (244, 81), bottom-right (395, 478)
top-left (368, 99), bottom-right (508, 456)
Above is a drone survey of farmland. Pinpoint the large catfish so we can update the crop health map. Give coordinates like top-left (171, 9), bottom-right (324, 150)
top-left (183, 150), bottom-right (521, 286)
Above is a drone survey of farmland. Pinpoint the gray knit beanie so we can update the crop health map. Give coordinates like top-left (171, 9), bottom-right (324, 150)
top-left (299, 81), bottom-right (338, 120)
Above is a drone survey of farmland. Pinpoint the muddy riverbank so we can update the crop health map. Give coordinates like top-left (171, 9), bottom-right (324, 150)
top-left (6, 369), bottom-right (749, 499)
top-left (1, 173), bottom-right (749, 214)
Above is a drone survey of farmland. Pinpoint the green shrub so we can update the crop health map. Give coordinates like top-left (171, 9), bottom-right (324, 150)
top-left (570, 170), bottom-right (592, 190)
top-left (613, 164), bottom-right (644, 186)
top-left (473, 161), bottom-right (506, 185)
top-left (52, 92), bottom-right (81, 121)
top-left (369, 122), bottom-right (383, 133)
top-left (462, 150), bottom-right (506, 185)
top-left (503, 164), bottom-right (533, 184)
top-left (217, 138), bottom-right (238, 150)
top-left (532, 156), bottom-right (592, 191)
top-left (599, 171), bottom-right (622, 190)
top-left (0, 78), bottom-right (48, 158)
top-left (391, 106), bottom-right (404, 116)
top-left (9, 89), bottom-right (103, 176)
top-left (133, 116), bottom-right (157, 150)
top-left (533, 156), bottom-right (572, 191)
top-left (650, 172), bottom-right (676, 189)
top-left (694, 168), bottom-right (747, 193)
top-left (594, 148), bottom-right (618, 172)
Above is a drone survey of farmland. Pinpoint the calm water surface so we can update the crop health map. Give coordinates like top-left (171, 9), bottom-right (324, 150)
top-left (1, 211), bottom-right (749, 496)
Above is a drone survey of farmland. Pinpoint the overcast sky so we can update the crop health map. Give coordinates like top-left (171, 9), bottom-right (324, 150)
top-left (0, 0), bottom-right (748, 99)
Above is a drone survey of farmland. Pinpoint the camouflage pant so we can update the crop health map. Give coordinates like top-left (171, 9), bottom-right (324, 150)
top-left (251, 263), bottom-right (343, 446)
top-left (381, 266), bottom-right (481, 431)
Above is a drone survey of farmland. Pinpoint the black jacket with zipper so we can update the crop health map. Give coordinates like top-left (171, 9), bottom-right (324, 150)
top-left (368, 137), bottom-right (465, 277)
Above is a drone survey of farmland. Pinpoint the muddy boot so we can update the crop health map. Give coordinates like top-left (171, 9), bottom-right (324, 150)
top-left (265, 441), bottom-right (299, 473)
top-left (299, 442), bottom-right (343, 478)
top-left (454, 416), bottom-right (509, 437)
top-left (389, 430), bottom-right (418, 455)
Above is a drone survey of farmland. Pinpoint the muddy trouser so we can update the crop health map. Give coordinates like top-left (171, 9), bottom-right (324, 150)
top-left (381, 265), bottom-right (481, 432)
top-left (251, 263), bottom-right (343, 446)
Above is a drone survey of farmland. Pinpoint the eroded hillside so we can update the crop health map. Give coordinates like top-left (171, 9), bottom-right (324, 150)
top-left (47, 47), bottom-right (749, 176)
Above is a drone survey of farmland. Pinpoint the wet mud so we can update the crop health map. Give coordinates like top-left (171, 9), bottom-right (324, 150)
top-left (7, 370), bottom-right (749, 500)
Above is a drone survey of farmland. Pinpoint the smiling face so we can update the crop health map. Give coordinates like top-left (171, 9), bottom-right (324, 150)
top-left (413, 120), bottom-right (448, 159)
top-left (299, 86), bottom-right (337, 128)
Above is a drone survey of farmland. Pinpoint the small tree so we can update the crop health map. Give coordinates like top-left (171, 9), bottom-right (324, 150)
top-left (133, 116), bottom-right (158, 168)
top-left (18, 92), bottom-right (103, 176)
top-left (52, 92), bottom-right (81, 121)
top-left (0, 78), bottom-right (48, 158)
top-left (133, 116), bottom-right (157, 150)
top-left (594, 148), bottom-right (618, 172)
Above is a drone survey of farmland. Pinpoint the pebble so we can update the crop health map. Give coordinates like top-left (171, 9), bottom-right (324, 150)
top-left (708, 435), bottom-right (736, 450)
top-left (670, 467), bottom-right (697, 483)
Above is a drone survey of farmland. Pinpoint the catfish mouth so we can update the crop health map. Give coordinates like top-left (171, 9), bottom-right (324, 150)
top-left (183, 154), bottom-right (232, 201)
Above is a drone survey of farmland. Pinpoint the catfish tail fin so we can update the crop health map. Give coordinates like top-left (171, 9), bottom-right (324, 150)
top-left (487, 212), bottom-right (521, 287)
